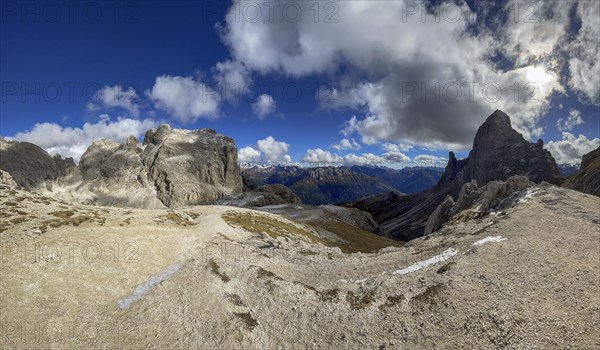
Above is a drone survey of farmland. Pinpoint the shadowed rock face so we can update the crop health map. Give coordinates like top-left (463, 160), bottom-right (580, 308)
top-left (469, 110), bottom-right (560, 185)
top-left (563, 146), bottom-right (600, 197)
top-left (0, 137), bottom-right (77, 189)
top-left (348, 110), bottom-right (561, 241)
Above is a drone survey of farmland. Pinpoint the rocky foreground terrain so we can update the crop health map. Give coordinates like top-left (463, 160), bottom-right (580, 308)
top-left (1, 173), bottom-right (598, 349)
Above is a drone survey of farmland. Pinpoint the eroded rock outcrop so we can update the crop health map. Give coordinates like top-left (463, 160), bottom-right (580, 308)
top-left (219, 184), bottom-right (301, 208)
top-left (424, 176), bottom-right (533, 234)
top-left (78, 125), bottom-right (243, 207)
top-left (0, 169), bottom-right (17, 187)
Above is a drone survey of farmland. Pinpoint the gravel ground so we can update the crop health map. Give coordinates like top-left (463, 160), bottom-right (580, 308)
top-left (1, 183), bottom-right (598, 349)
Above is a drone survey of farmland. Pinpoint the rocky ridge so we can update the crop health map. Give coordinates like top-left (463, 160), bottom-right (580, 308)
top-left (0, 125), bottom-right (243, 208)
top-left (0, 138), bottom-right (77, 189)
top-left (349, 110), bottom-right (561, 240)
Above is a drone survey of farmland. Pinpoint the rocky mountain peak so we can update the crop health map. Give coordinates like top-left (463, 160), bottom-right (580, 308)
top-left (124, 135), bottom-right (139, 147)
top-left (468, 110), bottom-right (560, 185)
top-left (350, 109), bottom-right (562, 240)
top-left (143, 124), bottom-right (172, 145)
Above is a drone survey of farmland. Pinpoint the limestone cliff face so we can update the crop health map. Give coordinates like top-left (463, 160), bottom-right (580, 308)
top-left (140, 125), bottom-right (243, 207)
top-left (0, 126), bottom-right (243, 208)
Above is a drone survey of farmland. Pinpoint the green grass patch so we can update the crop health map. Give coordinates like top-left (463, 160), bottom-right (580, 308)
top-left (319, 219), bottom-right (403, 254)
top-left (222, 212), bottom-right (326, 244)
top-left (160, 213), bottom-right (196, 226)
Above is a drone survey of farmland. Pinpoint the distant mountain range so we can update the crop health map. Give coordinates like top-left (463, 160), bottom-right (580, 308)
top-left (241, 165), bottom-right (444, 205)
top-left (557, 163), bottom-right (580, 177)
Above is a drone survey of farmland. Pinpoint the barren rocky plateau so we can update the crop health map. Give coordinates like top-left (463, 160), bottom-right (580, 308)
top-left (1, 177), bottom-right (598, 349)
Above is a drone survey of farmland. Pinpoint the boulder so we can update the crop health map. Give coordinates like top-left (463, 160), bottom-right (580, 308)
top-left (424, 195), bottom-right (455, 234)
top-left (424, 175), bottom-right (533, 233)
top-left (0, 169), bottom-right (17, 187)
top-left (452, 180), bottom-right (481, 214)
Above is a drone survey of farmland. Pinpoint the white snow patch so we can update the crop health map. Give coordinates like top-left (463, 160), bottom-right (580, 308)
top-left (259, 204), bottom-right (289, 210)
top-left (118, 263), bottom-right (181, 310)
top-left (393, 248), bottom-right (458, 275)
top-left (518, 189), bottom-right (536, 203)
top-left (472, 236), bottom-right (507, 246)
top-left (355, 278), bottom-right (368, 284)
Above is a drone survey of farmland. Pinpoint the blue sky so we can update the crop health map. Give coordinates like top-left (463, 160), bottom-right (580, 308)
top-left (1, 0), bottom-right (598, 166)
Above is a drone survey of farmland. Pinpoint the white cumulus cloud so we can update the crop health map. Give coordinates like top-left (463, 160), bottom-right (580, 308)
top-left (147, 75), bottom-right (221, 123)
top-left (238, 146), bottom-right (261, 164)
top-left (302, 149), bottom-right (343, 165)
top-left (546, 132), bottom-right (600, 166)
top-left (557, 110), bottom-right (584, 132)
top-left (331, 138), bottom-right (361, 151)
top-left (412, 155), bottom-right (448, 167)
top-left (238, 136), bottom-right (292, 165)
top-left (86, 85), bottom-right (140, 117)
top-left (212, 59), bottom-right (251, 104)
top-left (301, 149), bottom-right (388, 167)
top-left (252, 94), bottom-right (277, 119)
